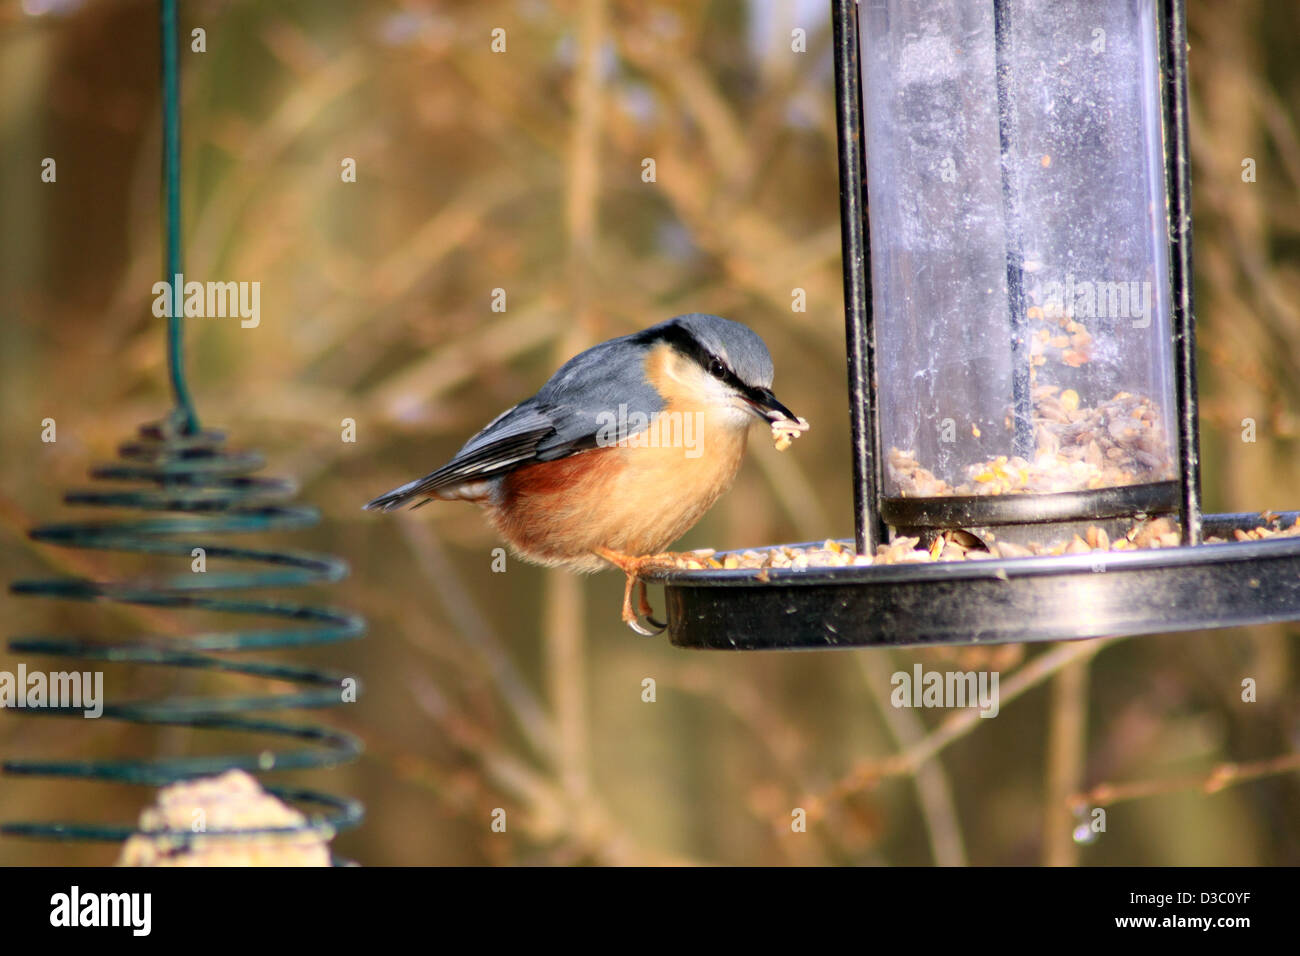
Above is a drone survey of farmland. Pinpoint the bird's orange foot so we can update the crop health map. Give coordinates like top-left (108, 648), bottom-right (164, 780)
top-left (595, 548), bottom-right (684, 635)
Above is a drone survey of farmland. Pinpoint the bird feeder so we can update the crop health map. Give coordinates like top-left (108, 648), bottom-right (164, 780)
top-left (656, 0), bottom-right (1300, 649)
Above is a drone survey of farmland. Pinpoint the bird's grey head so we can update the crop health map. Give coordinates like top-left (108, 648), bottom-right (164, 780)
top-left (633, 313), bottom-right (797, 426)
top-left (672, 313), bottom-right (775, 389)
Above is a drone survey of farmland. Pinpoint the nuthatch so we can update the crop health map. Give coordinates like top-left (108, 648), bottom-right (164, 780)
top-left (365, 313), bottom-right (805, 633)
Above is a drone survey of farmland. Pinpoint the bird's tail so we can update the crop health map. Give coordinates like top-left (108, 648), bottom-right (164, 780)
top-left (362, 476), bottom-right (430, 512)
top-left (364, 476), bottom-right (489, 512)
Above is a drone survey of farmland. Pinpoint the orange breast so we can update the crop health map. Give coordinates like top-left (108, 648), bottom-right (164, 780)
top-left (486, 347), bottom-right (751, 572)
top-left (488, 431), bottom-right (746, 572)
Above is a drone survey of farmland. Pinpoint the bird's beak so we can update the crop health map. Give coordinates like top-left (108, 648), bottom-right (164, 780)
top-left (745, 387), bottom-right (800, 425)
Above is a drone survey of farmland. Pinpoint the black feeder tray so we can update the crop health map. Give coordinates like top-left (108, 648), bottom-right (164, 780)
top-left (656, 0), bottom-right (1300, 649)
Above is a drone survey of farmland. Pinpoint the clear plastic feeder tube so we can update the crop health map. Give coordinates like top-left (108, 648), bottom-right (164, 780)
top-left (860, 0), bottom-right (1178, 502)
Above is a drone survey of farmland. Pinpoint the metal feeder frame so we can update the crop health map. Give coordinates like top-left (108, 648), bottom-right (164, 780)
top-left (656, 0), bottom-right (1300, 650)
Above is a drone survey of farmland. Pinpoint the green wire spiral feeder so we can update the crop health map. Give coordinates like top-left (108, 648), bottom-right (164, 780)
top-left (1, 1), bottom-right (365, 859)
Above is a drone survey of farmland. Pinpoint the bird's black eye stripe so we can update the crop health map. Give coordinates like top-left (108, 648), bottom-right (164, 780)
top-left (633, 319), bottom-right (766, 403)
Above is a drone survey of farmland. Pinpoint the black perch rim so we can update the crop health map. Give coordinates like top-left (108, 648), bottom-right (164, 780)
top-left (653, 512), bottom-right (1300, 650)
top-left (880, 480), bottom-right (1180, 529)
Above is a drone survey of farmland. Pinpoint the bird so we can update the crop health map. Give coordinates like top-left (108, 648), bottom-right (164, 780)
top-left (364, 313), bottom-right (805, 634)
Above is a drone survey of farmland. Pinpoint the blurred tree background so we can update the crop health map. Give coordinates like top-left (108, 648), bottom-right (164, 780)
top-left (0, 0), bottom-right (1297, 865)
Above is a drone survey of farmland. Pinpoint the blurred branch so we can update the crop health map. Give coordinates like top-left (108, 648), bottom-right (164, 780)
top-left (620, 33), bottom-right (753, 191)
top-left (1072, 752), bottom-right (1300, 811)
top-left (188, 48), bottom-right (367, 272)
top-left (857, 649), bottom-right (967, 867)
top-left (542, 0), bottom-right (607, 820)
top-left (391, 665), bottom-right (698, 865)
top-left (365, 304), bottom-right (561, 423)
top-left (667, 660), bottom-right (839, 862)
top-left (396, 516), bottom-right (557, 764)
top-left (544, 574), bottom-right (589, 803)
top-left (566, 0), bottom-right (606, 282)
top-left (751, 437), bottom-right (832, 538)
top-left (808, 637), bottom-right (1122, 821)
top-left (306, 173), bottom-right (539, 382)
top-left (1042, 657), bottom-right (1090, 866)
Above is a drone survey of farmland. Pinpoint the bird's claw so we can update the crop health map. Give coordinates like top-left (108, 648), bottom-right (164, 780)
top-left (612, 560), bottom-right (668, 635)
top-left (625, 611), bottom-right (665, 636)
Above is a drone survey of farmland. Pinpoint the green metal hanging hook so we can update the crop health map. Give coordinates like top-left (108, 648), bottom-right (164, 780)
top-left (162, 0), bottom-right (199, 435)
top-left (1, 0), bottom-right (364, 857)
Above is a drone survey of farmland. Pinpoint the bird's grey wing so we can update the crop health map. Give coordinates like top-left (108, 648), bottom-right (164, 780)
top-left (531, 338), bottom-right (665, 459)
top-left (365, 337), bottom-right (665, 511)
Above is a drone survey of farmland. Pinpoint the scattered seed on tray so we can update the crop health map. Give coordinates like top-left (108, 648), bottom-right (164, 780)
top-left (661, 514), bottom-right (1300, 571)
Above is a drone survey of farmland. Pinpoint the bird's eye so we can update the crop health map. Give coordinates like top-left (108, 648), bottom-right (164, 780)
top-left (708, 358), bottom-right (727, 379)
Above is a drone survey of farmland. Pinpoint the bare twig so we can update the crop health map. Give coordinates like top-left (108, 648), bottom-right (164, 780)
top-left (1043, 657), bottom-right (1090, 866)
top-left (542, 0), bottom-right (607, 815)
top-left (808, 638), bottom-right (1122, 820)
top-left (1072, 752), bottom-right (1300, 811)
top-left (397, 517), bottom-right (557, 764)
top-left (857, 649), bottom-right (968, 867)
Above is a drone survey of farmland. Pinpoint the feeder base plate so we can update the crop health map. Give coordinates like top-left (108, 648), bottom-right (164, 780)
top-left (654, 512), bottom-right (1300, 649)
